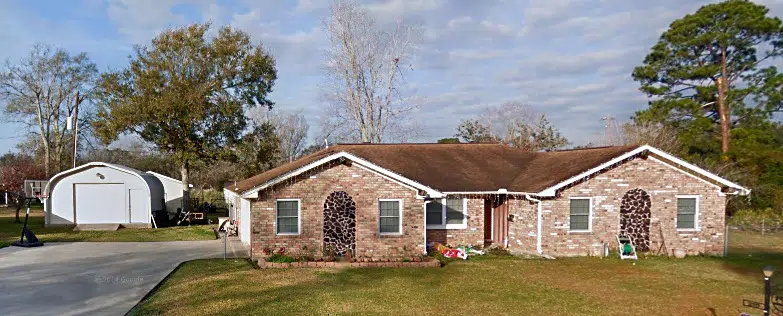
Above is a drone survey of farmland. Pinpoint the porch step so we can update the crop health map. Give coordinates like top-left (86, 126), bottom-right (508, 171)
top-left (73, 224), bottom-right (121, 231)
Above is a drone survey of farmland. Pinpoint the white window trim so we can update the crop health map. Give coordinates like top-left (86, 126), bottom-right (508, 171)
top-left (426, 198), bottom-right (468, 230)
top-left (675, 195), bottom-right (700, 231)
top-left (275, 198), bottom-right (301, 235)
top-left (379, 199), bottom-right (404, 235)
top-left (568, 197), bottom-right (593, 233)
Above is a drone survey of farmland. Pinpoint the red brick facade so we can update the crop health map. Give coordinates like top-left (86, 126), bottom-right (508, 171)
top-left (250, 162), bottom-right (426, 260)
top-left (249, 155), bottom-right (728, 260)
top-left (506, 156), bottom-right (727, 257)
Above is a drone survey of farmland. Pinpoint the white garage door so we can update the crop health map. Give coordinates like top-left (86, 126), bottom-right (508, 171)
top-left (74, 183), bottom-right (127, 224)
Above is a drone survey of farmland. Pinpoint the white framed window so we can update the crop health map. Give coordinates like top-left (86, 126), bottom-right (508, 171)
top-left (676, 195), bottom-right (699, 231)
top-left (426, 198), bottom-right (468, 229)
top-left (276, 199), bottom-right (300, 235)
top-left (379, 199), bottom-right (403, 235)
top-left (569, 197), bottom-right (592, 232)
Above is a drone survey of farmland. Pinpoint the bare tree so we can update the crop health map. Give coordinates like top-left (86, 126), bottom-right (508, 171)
top-left (0, 44), bottom-right (97, 177)
top-left (272, 112), bottom-right (309, 162)
top-left (248, 107), bottom-right (310, 162)
top-left (619, 122), bottom-right (681, 153)
top-left (321, 0), bottom-right (420, 143)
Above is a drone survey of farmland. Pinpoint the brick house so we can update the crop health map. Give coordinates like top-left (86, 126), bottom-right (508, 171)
top-left (224, 143), bottom-right (749, 260)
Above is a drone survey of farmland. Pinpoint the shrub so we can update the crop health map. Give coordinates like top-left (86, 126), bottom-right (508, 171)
top-left (729, 208), bottom-right (783, 232)
top-left (485, 247), bottom-right (512, 257)
top-left (266, 254), bottom-right (296, 263)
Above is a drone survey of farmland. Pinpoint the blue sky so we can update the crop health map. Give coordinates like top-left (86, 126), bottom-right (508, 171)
top-left (2, 0), bottom-right (783, 153)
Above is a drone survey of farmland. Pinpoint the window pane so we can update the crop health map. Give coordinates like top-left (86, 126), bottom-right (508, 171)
top-left (379, 201), bottom-right (400, 217)
top-left (677, 198), bottom-right (696, 215)
top-left (379, 217), bottom-right (400, 233)
top-left (677, 214), bottom-right (695, 229)
top-left (446, 199), bottom-right (464, 225)
top-left (570, 215), bottom-right (589, 230)
top-left (277, 217), bottom-right (298, 233)
top-left (426, 201), bottom-right (443, 225)
top-left (570, 199), bottom-right (590, 215)
top-left (445, 199), bottom-right (462, 212)
top-left (277, 201), bottom-right (298, 217)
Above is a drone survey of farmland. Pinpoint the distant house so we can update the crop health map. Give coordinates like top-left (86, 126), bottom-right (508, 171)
top-left (225, 144), bottom-right (749, 260)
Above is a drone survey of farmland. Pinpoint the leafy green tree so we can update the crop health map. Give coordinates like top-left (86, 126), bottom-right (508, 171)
top-left (437, 137), bottom-right (460, 144)
top-left (94, 23), bottom-right (278, 213)
top-left (632, 0), bottom-right (783, 160)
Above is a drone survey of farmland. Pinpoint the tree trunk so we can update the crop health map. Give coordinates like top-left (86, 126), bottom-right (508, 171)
top-left (180, 160), bottom-right (190, 214)
top-left (12, 191), bottom-right (25, 223)
top-left (42, 141), bottom-right (50, 178)
top-left (14, 194), bottom-right (22, 223)
top-left (718, 49), bottom-right (730, 161)
top-left (717, 76), bottom-right (730, 160)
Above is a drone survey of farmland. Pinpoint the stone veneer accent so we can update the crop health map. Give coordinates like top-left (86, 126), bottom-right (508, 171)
top-left (250, 162), bottom-right (425, 260)
top-left (425, 198), bottom-right (486, 247)
top-left (507, 156), bottom-right (727, 257)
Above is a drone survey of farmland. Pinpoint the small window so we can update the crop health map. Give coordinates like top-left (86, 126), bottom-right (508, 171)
top-left (379, 200), bottom-right (402, 234)
top-left (276, 200), bottom-right (300, 235)
top-left (569, 198), bottom-right (591, 231)
top-left (677, 197), bottom-right (698, 230)
top-left (426, 198), bottom-right (467, 229)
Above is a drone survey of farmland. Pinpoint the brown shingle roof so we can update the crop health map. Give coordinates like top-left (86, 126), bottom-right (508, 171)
top-left (227, 143), bottom-right (640, 194)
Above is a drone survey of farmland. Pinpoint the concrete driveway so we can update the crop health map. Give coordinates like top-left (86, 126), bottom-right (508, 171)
top-left (0, 238), bottom-right (248, 316)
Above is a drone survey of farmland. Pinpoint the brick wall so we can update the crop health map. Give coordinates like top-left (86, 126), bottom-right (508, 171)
top-left (425, 197), bottom-right (485, 247)
top-left (250, 162), bottom-right (426, 260)
top-left (507, 198), bottom-right (538, 254)
top-left (528, 156), bottom-right (727, 257)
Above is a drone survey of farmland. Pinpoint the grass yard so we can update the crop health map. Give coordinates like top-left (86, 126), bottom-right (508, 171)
top-left (131, 231), bottom-right (783, 316)
top-left (0, 207), bottom-right (216, 248)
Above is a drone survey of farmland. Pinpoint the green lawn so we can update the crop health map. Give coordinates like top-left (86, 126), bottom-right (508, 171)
top-left (131, 231), bottom-right (783, 316)
top-left (0, 207), bottom-right (216, 248)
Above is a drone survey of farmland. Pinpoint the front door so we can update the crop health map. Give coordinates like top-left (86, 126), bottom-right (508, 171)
top-left (485, 197), bottom-right (509, 247)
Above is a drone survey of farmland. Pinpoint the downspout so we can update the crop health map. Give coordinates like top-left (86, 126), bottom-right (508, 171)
top-left (423, 200), bottom-right (430, 254)
top-left (524, 194), bottom-right (543, 255)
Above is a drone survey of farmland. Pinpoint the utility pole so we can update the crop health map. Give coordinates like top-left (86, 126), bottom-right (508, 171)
top-left (72, 91), bottom-right (83, 169)
top-left (601, 116), bottom-right (617, 145)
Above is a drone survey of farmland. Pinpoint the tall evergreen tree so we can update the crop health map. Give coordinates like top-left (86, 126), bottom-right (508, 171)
top-left (632, 0), bottom-right (783, 160)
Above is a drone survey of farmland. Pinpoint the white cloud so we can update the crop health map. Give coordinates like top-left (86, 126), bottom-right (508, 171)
top-left (106, 0), bottom-right (188, 44)
top-left (447, 16), bottom-right (472, 29)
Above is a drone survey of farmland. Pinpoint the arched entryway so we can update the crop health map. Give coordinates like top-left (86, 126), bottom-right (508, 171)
top-left (620, 188), bottom-right (652, 252)
top-left (323, 191), bottom-right (356, 256)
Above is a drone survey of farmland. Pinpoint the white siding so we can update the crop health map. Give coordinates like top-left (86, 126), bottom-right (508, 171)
top-left (240, 198), bottom-right (251, 245)
top-left (147, 172), bottom-right (184, 217)
top-left (49, 166), bottom-right (151, 225)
